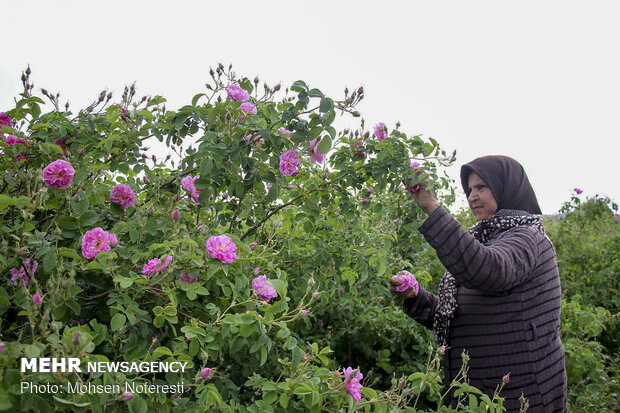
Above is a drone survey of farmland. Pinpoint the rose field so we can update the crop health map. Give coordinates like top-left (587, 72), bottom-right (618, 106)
top-left (0, 66), bottom-right (618, 412)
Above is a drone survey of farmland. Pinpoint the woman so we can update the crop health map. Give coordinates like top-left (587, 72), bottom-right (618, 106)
top-left (391, 155), bottom-right (567, 412)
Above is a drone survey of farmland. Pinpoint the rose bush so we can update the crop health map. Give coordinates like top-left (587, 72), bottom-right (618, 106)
top-left (2, 66), bottom-right (505, 413)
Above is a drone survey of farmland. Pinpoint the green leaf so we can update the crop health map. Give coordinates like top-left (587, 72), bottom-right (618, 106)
top-left (317, 135), bottom-right (331, 155)
top-left (0, 195), bottom-right (30, 210)
top-left (59, 248), bottom-right (82, 261)
top-left (322, 110), bottom-right (335, 125)
top-left (291, 81), bottom-right (308, 92)
top-left (268, 279), bottom-right (287, 298)
top-left (319, 97), bottom-right (333, 113)
top-left (152, 346), bottom-right (173, 358)
top-left (43, 250), bottom-right (57, 273)
top-left (265, 186), bottom-right (279, 203)
top-left (110, 313), bottom-right (126, 331)
top-left (113, 275), bottom-right (134, 288)
top-left (58, 216), bottom-right (79, 230)
top-left (79, 211), bottom-right (99, 227)
top-left (308, 88), bottom-right (324, 98)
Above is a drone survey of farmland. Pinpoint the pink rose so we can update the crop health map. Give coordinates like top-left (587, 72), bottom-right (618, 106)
top-left (179, 272), bottom-right (199, 284)
top-left (278, 127), bottom-right (292, 135)
top-left (206, 235), bottom-right (237, 263)
top-left (11, 258), bottom-right (38, 286)
top-left (5, 135), bottom-right (26, 146)
top-left (226, 84), bottom-right (250, 102)
top-left (109, 184), bottom-right (136, 210)
top-left (181, 175), bottom-right (202, 204)
top-left (121, 392), bottom-right (133, 401)
top-left (308, 139), bottom-right (325, 164)
top-left (200, 367), bottom-right (212, 379)
top-left (172, 210), bottom-right (179, 220)
top-left (81, 227), bottom-right (112, 259)
top-left (142, 255), bottom-right (173, 275)
top-left (32, 292), bottom-right (42, 305)
top-left (374, 123), bottom-right (387, 141)
top-left (393, 271), bottom-right (419, 295)
top-left (252, 275), bottom-right (278, 302)
top-left (279, 149), bottom-right (300, 176)
top-left (343, 367), bottom-right (364, 404)
top-left (411, 161), bottom-right (421, 168)
top-left (43, 160), bottom-right (75, 189)
top-left (0, 112), bottom-right (13, 130)
top-left (238, 102), bottom-right (257, 120)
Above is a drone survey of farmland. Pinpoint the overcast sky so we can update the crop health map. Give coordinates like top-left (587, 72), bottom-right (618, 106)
top-left (2, 1), bottom-right (619, 214)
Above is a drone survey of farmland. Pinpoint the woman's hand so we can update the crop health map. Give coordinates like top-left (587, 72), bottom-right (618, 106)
top-left (403, 169), bottom-right (441, 216)
top-left (390, 271), bottom-right (418, 299)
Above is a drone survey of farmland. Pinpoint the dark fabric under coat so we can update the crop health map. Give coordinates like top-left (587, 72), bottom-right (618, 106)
top-left (403, 206), bottom-right (567, 412)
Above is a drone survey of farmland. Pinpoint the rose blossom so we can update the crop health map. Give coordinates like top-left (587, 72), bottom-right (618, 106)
top-left (0, 112), bottom-right (13, 131)
top-left (206, 235), bottom-right (237, 263)
top-left (200, 367), bottom-right (212, 379)
top-left (178, 272), bottom-right (199, 284)
top-left (81, 227), bottom-right (112, 259)
top-left (252, 275), bottom-right (278, 302)
top-left (239, 102), bottom-right (257, 120)
top-left (250, 242), bottom-right (257, 250)
top-left (142, 255), bottom-right (173, 275)
top-left (109, 184), bottom-right (136, 210)
top-left (308, 138), bottom-right (325, 164)
top-left (172, 210), bottom-right (179, 220)
top-left (393, 271), bottom-right (419, 295)
top-left (411, 161), bottom-right (421, 168)
top-left (226, 84), bottom-right (250, 102)
top-left (253, 267), bottom-right (260, 275)
top-left (374, 123), bottom-right (387, 141)
top-left (32, 292), bottom-right (42, 305)
top-left (43, 160), bottom-right (75, 189)
top-left (278, 127), bottom-right (292, 135)
top-left (181, 175), bottom-right (202, 204)
top-left (5, 135), bottom-right (27, 147)
top-left (121, 392), bottom-right (133, 401)
top-left (279, 149), bottom-right (300, 176)
top-left (11, 258), bottom-right (38, 286)
top-left (343, 367), bottom-right (364, 404)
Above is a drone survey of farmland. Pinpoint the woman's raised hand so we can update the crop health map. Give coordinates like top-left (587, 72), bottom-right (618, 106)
top-left (403, 169), bottom-right (441, 216)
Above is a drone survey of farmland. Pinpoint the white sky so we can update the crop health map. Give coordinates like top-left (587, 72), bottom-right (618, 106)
top-left (2, 0), bottom-right (619, 214)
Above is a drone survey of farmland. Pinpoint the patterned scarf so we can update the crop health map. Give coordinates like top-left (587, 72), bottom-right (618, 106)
top-left (432, 209), bottom-right (550, 346)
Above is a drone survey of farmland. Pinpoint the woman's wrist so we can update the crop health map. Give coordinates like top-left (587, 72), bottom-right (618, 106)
top-left (423, 202), bottom-right (441, 216)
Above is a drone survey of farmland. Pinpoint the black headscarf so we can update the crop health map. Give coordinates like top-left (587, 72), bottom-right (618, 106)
top-left (459, 155), bottom-right (542, 215)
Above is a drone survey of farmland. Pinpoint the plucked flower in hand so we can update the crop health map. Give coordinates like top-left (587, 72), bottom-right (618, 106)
top-left (393, 271), bottom-right (419, 295)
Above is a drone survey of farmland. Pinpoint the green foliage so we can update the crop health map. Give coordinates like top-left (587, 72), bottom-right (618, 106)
top-left (547, 195), bottom-right (620, 412)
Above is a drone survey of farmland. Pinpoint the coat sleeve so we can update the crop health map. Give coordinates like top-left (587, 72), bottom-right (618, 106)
top-left (402, 286), bottom-right (438, 330)
top-left (417, 206), bottom-right (541, 292)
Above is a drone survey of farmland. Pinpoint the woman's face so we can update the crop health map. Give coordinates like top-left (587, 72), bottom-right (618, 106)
top-left (467, 172), bottom-right (498, 221)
